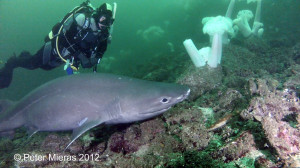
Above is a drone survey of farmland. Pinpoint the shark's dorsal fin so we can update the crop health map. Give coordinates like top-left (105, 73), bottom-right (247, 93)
top-left (65, 120), bottom-right (104, 150)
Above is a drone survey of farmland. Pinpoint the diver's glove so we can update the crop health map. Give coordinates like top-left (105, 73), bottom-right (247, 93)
top-left (77, 52), bottom-right (98, 68)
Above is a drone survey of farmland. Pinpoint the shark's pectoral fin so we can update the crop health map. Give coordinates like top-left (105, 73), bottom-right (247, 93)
top-left (65, 120), bottom-right (104, 150)
top-left (26, 126), bottom-right (39, 138)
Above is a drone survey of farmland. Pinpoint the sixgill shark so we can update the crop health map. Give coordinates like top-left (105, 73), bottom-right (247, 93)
top-left (0, 73), bottom-right (190, 149)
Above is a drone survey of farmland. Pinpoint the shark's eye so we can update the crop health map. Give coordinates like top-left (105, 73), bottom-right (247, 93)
top-left (161, 98), bottom-right (169, 103)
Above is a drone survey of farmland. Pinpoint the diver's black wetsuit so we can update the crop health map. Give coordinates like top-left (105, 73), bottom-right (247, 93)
top-left (18, 12), bottom-right (109, 70)
top-left (0, 11), bottom-right (110, 88)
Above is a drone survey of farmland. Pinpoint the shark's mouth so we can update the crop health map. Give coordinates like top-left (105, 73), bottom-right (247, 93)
top-left (152, 106), bottom-right (172, 114)
top-left (140, 106), bottom-right (172, 115)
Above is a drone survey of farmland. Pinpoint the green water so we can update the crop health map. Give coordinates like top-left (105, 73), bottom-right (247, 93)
top-left (0, 0), bottom-right (299, 100)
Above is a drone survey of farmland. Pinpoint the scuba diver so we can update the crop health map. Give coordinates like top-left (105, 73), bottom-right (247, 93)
top-left (0, 1), bottom-right (117, 89)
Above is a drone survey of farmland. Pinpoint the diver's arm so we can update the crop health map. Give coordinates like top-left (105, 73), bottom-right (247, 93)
top-left (76, 40), bottom-right (107, 68)
top-left (94, 40), bottom-right (108, 59)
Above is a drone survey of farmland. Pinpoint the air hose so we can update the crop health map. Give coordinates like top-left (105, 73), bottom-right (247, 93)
top-left (55, 7), bottom-right (85, 71)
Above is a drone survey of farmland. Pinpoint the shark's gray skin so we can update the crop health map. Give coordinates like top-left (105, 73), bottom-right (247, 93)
top-left (0, 73), bottom-right (190, 149)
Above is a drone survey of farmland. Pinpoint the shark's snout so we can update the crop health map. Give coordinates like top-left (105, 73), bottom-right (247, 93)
top-left (176, 87), bottom-right (190, 102)
top-left (183, 88), bottom-right (190, 100)
top-left (139, 87), bottom-right (190, 116)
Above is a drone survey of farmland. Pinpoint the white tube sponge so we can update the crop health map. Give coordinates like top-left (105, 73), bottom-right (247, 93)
top-left (253, 0), bottom-right (261, 23)
top-left (202, 16), bottom-right (233, 67)
top-left (208, 33), bottom-right (222, 68)
top-left (198, 47), bottom-right (211, 65)
top-left (233, 10), bottom-right (253, 38)
top-left (225, 0), bottom-right (236, 18)
top-left (224, 0), bottom-right (236, 44)
top-left (202, 16), bottom-right (234, 43)
top-left (183, 39), bottom-right (206, 67)
top-left (252, 0), bottom-right (264, 37)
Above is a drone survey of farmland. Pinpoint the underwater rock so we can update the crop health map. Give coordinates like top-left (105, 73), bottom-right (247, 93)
top-left (41, 134), bottom-right (83, 154)
top-left (247, 81), bottom-right (298, 122)
top-left (177, 64), bottom-right (222, 100)
top-left (138, 118), bottom-right (166, 142)
top-left (265, 48), bottom-right (293, 74)
top-left (223, 45), bottom-right (257, 73)
top-left (222, 44), bottom-right (258, 89)
top-left (262, 118), bottom-right (300, 167)
top-left (105, 118), bottom-right (168, 156)
top-left (223, 43), bottom-right (292, 87)
top-left (269, 35), bottom-right (294, 48)
top-left (284, 64), bottom-right (300, 95)
top-left (292, 43), bottom-right (300, 64)
top-left (101, 117), bottom-right (183, 167)
top-left (246, 78), bottom-right (279, 97)
top-left (214, 89), bottom-right (243, 113)
top-left (240, 109), bottom-right (255, 121)
top-left (242, 36), bottom-right (270, 54)
top-left (212, 131), bottom-right (260, 162)
top-left (164, 106), bottom-right (211, 151)
top-left (41, 134), bottom-right (68, 152)
top-left (135, 117), bottom-right (183, 155)
top-left (108, 131), bottom-right (139, 154)
top-left (243, 77), bottom-right (300, 166)
top-left (0, 138), bottom-right (13, 153)
top-left (107, 128), bottom-right (141, 155)
top-left (254, 156), bottom-right (279, 168)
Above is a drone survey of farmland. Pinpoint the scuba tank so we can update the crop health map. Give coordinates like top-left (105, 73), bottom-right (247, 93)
top-left (45, 0), bottom-right (95, 72)
top-left (45, 1), bottom-right (95, 43)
